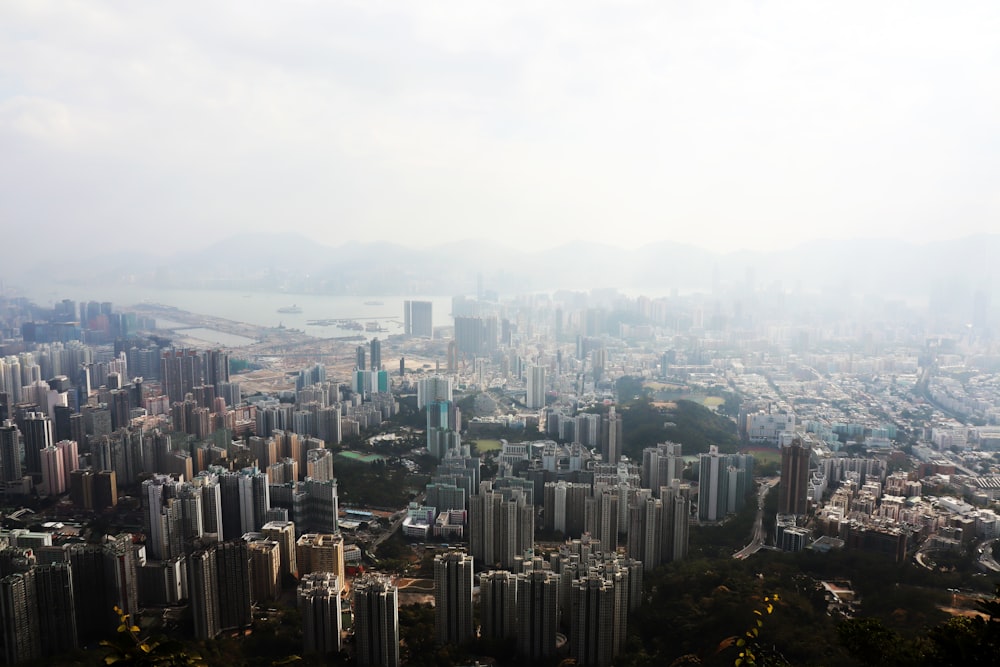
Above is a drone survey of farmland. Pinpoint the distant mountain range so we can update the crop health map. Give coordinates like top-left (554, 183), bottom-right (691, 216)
top-left (25, 232), bottom-right (1000, 301)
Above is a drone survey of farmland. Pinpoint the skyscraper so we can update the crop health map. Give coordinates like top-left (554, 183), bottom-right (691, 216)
top-left (216, 540), bottom-right (252, 633)
top-left (296, 533), bottom-right (346, 586)
top-left (188, 548), bottom-right (220, 640)
top-left (0, 420), bottom-right (22, 483)
top-left (298, 572), bottom-right (342, 656)
top-left (454, 316), bottom-right (497, 357)
top-left (33, 563), bottom-right (78, 658)
top-left (697, 446), bottom-right (728, 522)
top-left (526, 365), bottom-right (546, 409)
top-left (543, 480), bottom-right (588, 538)
top-left (601, 407), bottom-right (623, 465)
top-left (641, 442), bottom-right (684, 495)
top-left (570, 574), bottom-right (617, 667)
top-left (261, 520), bottom-right (298, 579)
top-left (246, 538), bottom-right (281, 603)
top-left (143, 474), bottom-right (181, 561)
top-left (660, 480), bottom-right (692, 563)
top-left (353, 574), bottom-right (399, 667)
top-left (516, 562), bottom-right (559, 661)
top-left (40, 445), bottom-right (65, 496)
top-left (779, 437), bottom-right (810, 516)
top-left (627, 492), bottom-right (661, 571)
top-left (420, 376), bottom-right (461, 460)
top-left (160, 349), bottom-right (204, 405)
top-left (22, 411), bottom-right (53, 478)
top-left (404, 300), bottom-right (433, 338)
top-left (69, 534), bottom-right (139, 643)
top-left (433, 550), bottom-right (474, 646)
top-left (479, 570), bottom-right (517, 642)
top-left (370, 338), bottom-right (382, 371)
top-left (469, 483), bottom-right (533, 570)
top-left (238, 467), bottom-right (271, 534)
top-left (585, 487), bottom-right (619, 549)
top-left (0, 571), bottom-right (40, 664)
top-left (356, 345), bottom-right (366, 371)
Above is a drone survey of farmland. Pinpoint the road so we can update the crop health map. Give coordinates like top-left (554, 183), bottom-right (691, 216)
top-left (978, 538), bottom-right (1000, 573)
top-left (734, 477), bottom-right (779, 560)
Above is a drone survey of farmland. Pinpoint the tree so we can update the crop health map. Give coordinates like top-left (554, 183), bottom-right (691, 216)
top-left (101, 606), bottom-right (206, 666)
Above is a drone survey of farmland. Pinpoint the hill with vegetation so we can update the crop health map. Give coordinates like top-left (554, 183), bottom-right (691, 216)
top-left (622, 397), bottom-right (740, 459)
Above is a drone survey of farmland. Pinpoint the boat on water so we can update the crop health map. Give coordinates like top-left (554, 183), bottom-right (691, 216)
top-left (365, 321), bottom-right (387, 332)
top-left (364, 300), bottom-right (384, 306)
top-left (277, 305), bottom-right (302, 314)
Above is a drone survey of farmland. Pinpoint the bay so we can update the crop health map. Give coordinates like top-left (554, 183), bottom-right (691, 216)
top-left (18, 286), bottom-right (454, 340)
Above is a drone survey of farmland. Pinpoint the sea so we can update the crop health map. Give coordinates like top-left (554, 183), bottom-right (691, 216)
top-left (16, 285), bottom-right (455, 347)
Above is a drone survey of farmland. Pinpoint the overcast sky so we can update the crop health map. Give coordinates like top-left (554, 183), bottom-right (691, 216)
top-left (2, 1), bottom-right (999, 256)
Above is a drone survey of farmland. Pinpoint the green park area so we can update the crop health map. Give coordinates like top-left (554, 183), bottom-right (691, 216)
top-left (336, 450), bottom-right (385, 464)
top-left (471, 439), bottom-right (503, 453)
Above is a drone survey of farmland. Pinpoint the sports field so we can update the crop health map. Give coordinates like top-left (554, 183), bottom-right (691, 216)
top-left (336, 450), bottom-right (385, 464)
top-left (472, 439), bottom-right (503, 453)
top-left (742, 447), bottom-right (780, 466)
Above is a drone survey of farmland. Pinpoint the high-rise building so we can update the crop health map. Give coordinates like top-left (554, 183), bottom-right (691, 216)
top-left (601, 407), bottom-right (622, 465)
top-left (660, 480), bottom-right (692, 563)
top-left (543, 480), bottom-right (588, 538)
top-left (69, 534), bottom-right (139, 643)
top-left (641, 442), bottom-right (684, 496)
top-left (516, 562), bottom-right (559, 661)
top-left (526, 365), bottom-right (546, 409)
top-left (469, 482), bottom-right (532, 570)
top-left (570, 574), bottom-right (617, 667)
top-left (261, 520), bottom-right (298, 579)
top-left (298, 572), bottom-right (342, 656)
top-left (110, 388), bottom-right (130, 430)
top-left (353, 574), bottom-right (399, 667)
top-left (143, 474), bottom-right (181, 561)
top-left (585, 487), bottom-right (619, 549)
top-left (370, 338), bottom-right (382, 371)
top-left (626, 492), bottom-right (661, 571)
top-left (160, 349), bottom-right (204, 405)
top-left (246, 537), bottom-right (281, 603)
top-left (204, 349), bottom-right (230, 390)
top-left (0, 420), bottom-right (22, 483)
top-left (188, 548), bottom-right (220, 640)
top-left (93, 470), bottom-right (118, 511)
top-left (40, 445), bottom-right (65, 496)
top-left (420, 376), bottom-right (461, 459)
top-left (356, 346), bottom-right (366, 371)
top-left (33, 563), bottom-right (78, 658)
top-left (295, 533), bottom-right (346, 589)
top-left (454, 316), bottom-right (497, 357)
top-left (0, 570), bottom-right (40, 664)
top-left (433, 550), bottom-right (474, 646)
top-left (779, 438), bottom-right (810, 516)
top-left (230, 467), bottom-right (271, 535)
top-left (697, 447), bottom-right (754, 522)
top-left (216, 540), bottom-right (252, 633)
top-left (479, 570), bottom-right (517, 642)
top-left (22, 411), bottom-right (53, 478)
top-left (55, 439), bottom-right (79, 481)
top-left (697, 446), bottom-right (728, 522)
top-left (403, 300), bottom-right (433, 338)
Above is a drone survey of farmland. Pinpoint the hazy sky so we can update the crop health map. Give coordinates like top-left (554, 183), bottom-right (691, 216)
top-left (2, 1), bottom-right (999, 256)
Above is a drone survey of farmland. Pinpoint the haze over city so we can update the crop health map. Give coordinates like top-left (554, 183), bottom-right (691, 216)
top-left (3, 0), bottom-right (1000, 266)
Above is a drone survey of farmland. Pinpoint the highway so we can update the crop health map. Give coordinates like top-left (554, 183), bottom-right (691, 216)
top-left (734, 477), bottom-right (779, 560)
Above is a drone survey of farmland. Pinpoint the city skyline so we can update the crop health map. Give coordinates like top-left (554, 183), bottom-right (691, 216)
top-left (2, 2), bottom-right (1000, 262)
